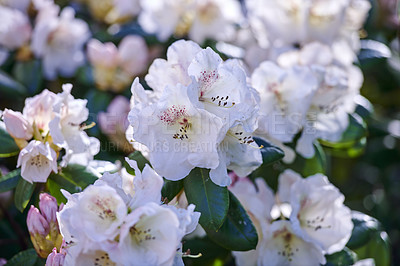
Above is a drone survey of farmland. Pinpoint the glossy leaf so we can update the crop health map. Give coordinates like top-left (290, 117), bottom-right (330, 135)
top-left (254, 137), bottom-right (285, 165)
top-left (184, 168), bottom-right (229, 231)
top-left (12, 60), bottom-right (42, 95)
top-left (182, 236), bottom-right (231, 266)
top-left (347, 211), bottom-right (381, 249)
top-left (5, 248), bottom-right (39, 266)
top-left (205, 191), bottom-right (258, 251)
top-left (14, 178), bottom-right (36, 212)
top-left (47, 164), bottom-right (99, 204)
top-left (0, 169), bottom-right (21, 193)
top-left (0, 69), bottom-right (27, 98)
top-left (0, 126), bottom-right (20, 158)
top-left (324, 247), bottom-right (357, 266)
top-left (291, 142), bottom-right (326, 176)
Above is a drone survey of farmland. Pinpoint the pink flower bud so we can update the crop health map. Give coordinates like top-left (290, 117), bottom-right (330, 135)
top-left (39, 193), bottom-right (58, 223)
top-left (2, 109), bottom-right (32, 140)
top-left (46, 248), bottom-right (65, 266)
top-left (27, 205), bottom-right (49, 236)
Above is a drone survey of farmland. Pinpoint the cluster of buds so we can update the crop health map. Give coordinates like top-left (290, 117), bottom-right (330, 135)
top-left (26, 193), bottom-right (63, 259)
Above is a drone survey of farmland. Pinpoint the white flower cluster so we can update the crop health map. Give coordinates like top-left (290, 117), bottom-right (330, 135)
top-left (127, 40), bottom-right (262, 187)
top-left (230, 170), bottom-right (353, 266)
top-left (57, 158), bottom-right (200, 266)
top-left (1, 84), bottom-right (98, 183)
top-left (138, 0), bottom-right (243, 43)
top-left (0, 0), bottom-right (90, 79)
top-left (228, 0), bottom-right (372, 161)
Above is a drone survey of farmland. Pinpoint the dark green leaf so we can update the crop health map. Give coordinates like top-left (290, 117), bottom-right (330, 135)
top-left (47, 164), bottom-right (99, 204)
top-left (324, 247), bottom-right (357, 266)
top-left (184, 168), bottom-right (229, 231)
top-left (0, 169), bottom-right (21, 192)
top-left (14, 178), bottom-right (36, 212)
top-left (291, 142), bottom-right (326, 176)
top-left (0, 69), bottom-right (27, 98)
top-left (183, 236), bottom-right (231, 266)
top-left (0, 126), bottom-right (20, 158)
top-left (5, 248), bottom-right (39, 266)
top-left (254, 137), bottom-right (285, 165)
top-left (161, 179), bottom-right (183, 202)
top-left (347, 211), bottom-right (381, 249)
top-left (12, 60), bottom-right (42, 95)
top-left (205, 191), bottom-right (258, 251)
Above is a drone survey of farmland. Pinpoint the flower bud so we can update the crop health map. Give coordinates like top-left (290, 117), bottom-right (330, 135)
top-left (27, 206), bottom-right (49, 236)
top-left (3, 109), bottom-right (33, 140)
top-left (46, 248), bottom-right (65, 266)
top-left (39, 193), bottom-right (58, 223)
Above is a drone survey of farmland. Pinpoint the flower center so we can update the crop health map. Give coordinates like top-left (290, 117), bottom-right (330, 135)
top-left (130, 226), bottom-right (156, 244)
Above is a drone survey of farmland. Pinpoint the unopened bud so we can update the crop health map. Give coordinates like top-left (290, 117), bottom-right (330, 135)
top-left (27, 206), bottom-right (49, 236)
top-left (39, 193), bottom-right (58, 223)
top-left (46, 248), bottom-right (65, 266)
top-left (3, 109), bottom-right (33, 140)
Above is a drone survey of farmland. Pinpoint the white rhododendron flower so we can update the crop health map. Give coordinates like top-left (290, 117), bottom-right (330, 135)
top-left (139, 0), bottom-right (243, 43)
top-left (58, 158), bottom-right (200, 265)
top-left (31, 3), bottom-right (90, 79)
top-left (246, 0), bottom-right (370, 50)
top-left (110, 202), bottom-right (181, 265)
top-left (251, 61), bottom-right (318, 143)
top-left (129, 40), bottom-right (262, 186)
top-left (87, 35), bottom-right (149, 91)
top-left (0, 6), bottom-right (31, 50)
top-left (49, 84), bottom-right (91, 154)
top-left (258, 220), bottom-right (326, 266)
top-left (230, 169), bottom-right (354, 265)
top-left (2, 109), bottom-right (33, 140)
top-left (17, 140), bottom-right (58, 183)
top-left (60, 184), bottom-right (127, 243)
top-left (2, 84), bottom-right (98, 183)
top-left (0, 0), bottom-right (31, 12)
top-left (128, 81), bottom-right (224, 181)
top-left (288, 171), bottom-right (353, 254)
top-left (22, 89), bottom-right (58, 136)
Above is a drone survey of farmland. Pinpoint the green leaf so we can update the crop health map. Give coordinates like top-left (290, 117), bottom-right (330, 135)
top-left (161, 179), bottom-right (183, 202)
top-left (12, 60), bottom-right (42, 95)
top-left (125, 151), bottom-right (150, 175)
top-left (347, 211), bottom-right (381, 249)
top-left (5, 248), bottom-right (39, 266)
top-left (0, 125), bottom-right (20, 158)
top-left (0, 69), bottom-right (27, 98)
top-left (184, 168), bottom-right (229, 231)
top-left (325, 247), bottom-right (357, 266)
top-left (47, 164), bottom-right (99, 204)
top-left (205, 191), bottom-right (258, 251)
top-left (76, 64), bottom-right (94, 86)
top-left (182, 236), bottom-right (231, 266)
top-left (254, 137), bottom-right (285, 165)
top-left (14, 178), bottom-right (36, 212)
top-left (0, 169), bottom-right (21, 192)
